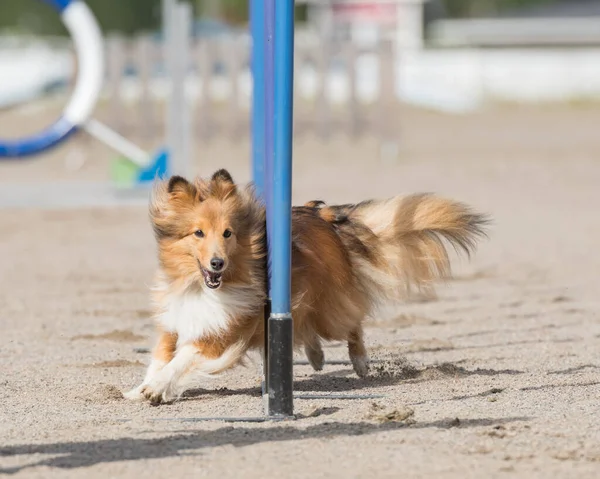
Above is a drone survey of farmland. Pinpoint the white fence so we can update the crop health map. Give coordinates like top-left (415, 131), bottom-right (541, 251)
top-left (102, 33), bottom-right (398, 142)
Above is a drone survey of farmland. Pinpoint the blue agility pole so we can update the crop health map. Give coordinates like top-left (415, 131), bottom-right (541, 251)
top-left (251, 0), bottom-right (271, 410)
top-left (264, 0), bottom-right (275, 235)
top-left (250, 0), bottom-right (265, 198)
top-left (266, 0), bottom-right (295, 418)
top-left (251, 0), bottom-right (295, 418)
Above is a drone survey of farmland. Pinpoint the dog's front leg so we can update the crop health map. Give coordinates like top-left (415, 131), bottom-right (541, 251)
top-left (140, 344), bottom-right (199, 404)
top-left (124, 329), bottom-right (177, 401)
top-left (123, 359), bottom-right (168, 401)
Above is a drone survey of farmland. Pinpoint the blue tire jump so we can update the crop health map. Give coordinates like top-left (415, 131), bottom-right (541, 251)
top-left (0, 0), bottom-right (104, 158)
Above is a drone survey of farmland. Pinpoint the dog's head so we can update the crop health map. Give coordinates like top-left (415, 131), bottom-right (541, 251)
top-left (150, 169), bottom-right (264, 290)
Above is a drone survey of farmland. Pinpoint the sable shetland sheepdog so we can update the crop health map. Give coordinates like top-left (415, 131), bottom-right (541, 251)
top-left (125, 169), bottom-right (488, 404)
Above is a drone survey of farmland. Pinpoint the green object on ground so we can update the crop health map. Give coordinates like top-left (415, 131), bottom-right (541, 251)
top-left (110, 156), bottom-right (139, 187)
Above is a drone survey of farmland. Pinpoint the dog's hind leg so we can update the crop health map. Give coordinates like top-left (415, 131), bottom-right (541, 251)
top-left (348, 326), bottom-right (369, 378)
top-left (304, 338), bottom-right (325, 372)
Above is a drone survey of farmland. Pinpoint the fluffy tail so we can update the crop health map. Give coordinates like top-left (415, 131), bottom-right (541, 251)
top-left (313, 194), bottom-right (489, 304)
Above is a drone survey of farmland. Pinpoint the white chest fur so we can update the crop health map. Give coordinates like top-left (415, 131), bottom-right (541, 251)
top-left (157, 285), bottom-right (261, 345)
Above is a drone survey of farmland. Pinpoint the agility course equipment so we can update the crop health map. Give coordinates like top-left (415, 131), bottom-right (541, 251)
top-left (0, 0), bottom-right (188, 189)
top-left (110, 0), bottom-right (193, 186)
top-left (253, 0), bottom-right (382, 419)
top-left (0, 0), bottom-right (103, 158)
top-left (253, 0), bottom-right (296, 418)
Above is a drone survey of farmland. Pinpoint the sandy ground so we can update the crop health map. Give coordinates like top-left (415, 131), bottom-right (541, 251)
top-left (1, 103), bottom-right (600, 478)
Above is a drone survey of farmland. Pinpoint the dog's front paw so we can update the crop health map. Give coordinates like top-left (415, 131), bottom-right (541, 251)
top-left (123, 385), bottom-right (146, 401)
top-left (140, 384), bottom-right (171, 405)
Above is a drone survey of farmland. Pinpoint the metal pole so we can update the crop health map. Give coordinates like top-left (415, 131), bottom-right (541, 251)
top-left (263, 0), bottom-right (276, 412)
top-left (264, 0), bottom-right (275, 221)
top-left (251, 0), bottom-right (266, 198)
top-left (267, 0), bottom-right (295, 418)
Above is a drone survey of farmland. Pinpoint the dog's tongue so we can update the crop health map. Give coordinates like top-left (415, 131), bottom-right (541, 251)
top-left (203, 269), bottom-right (222, 288)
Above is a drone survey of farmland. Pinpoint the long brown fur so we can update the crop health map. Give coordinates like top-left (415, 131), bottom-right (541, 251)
top-left (127, 169), bottom-right (489, 404)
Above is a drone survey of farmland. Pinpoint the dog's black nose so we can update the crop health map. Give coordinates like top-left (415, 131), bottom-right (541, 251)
top-left (210, 257), bottom-right (225, 271)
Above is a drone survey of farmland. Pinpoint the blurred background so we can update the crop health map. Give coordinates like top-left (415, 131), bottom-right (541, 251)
top-left (0, 0), bottom-right (599, 193)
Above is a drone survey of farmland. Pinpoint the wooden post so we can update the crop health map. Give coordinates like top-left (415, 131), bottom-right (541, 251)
top-left (167, 1), bottom-right (193, 177)
top-left (226, 36), bottom-right (241, 140)
top-left (106, 35), bottom-right (126, 134)
top-left (197, 39), bottom-right (214, 142)
top-left (344, 42), bottom-right (360, 139)
top-left (316, 35), bottom-right (330, 141)
top-left (136, 35), bottom-right (155, 142)
top-left (292, 45), bottom-right (303, 138)
top-left (378, 37), bottom-right (399, 161)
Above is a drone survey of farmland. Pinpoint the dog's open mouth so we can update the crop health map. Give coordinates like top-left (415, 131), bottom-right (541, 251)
top-left (201, 267), bottom-right (223, 289)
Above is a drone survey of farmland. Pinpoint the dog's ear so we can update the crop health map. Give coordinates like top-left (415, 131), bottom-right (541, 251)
top-left (168, 175), bottom-right (194, 195)
top-left (149, 176), bottom-right (197, 239)
top-left (210, 169), bottom-right (237, 200)
top-left (168, 175), bottom-right (188, 193)
top-left (305, 200), bottom-right (326, 209)
top-left (167, 175), bottom-right (199, 203)
top-left (211, 169), bottom-right (234, 184)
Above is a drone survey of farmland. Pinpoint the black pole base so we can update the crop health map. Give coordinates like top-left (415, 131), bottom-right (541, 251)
top-left (267, 312), bottom-right (294, 418)
top-left (263, 298), bottom-right (271, 393)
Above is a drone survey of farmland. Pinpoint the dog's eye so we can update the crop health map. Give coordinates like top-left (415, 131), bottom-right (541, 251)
top-left (194, 230), bottom-right (204, 238)
top-left (223, 229), bottom-right (232, 238)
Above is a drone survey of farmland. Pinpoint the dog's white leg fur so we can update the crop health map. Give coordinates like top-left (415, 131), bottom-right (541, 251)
top-left (166, 341), bottom-right (250, 399)
top-left (141, 344), bottom-right (199, 403)
top-left (123, 359), bottom-right (167, 401)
